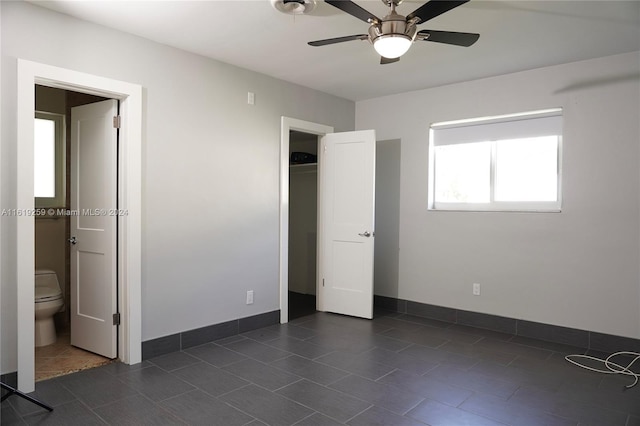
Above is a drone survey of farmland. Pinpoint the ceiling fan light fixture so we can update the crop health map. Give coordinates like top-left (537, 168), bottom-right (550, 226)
top-left (307, 0), bottom-right (478, 64)
top-left (368, 13), bottom-right (417, 59)
top-left (271, 0), bottom-right (316, 15)
top-left (373, 35), bottom-right (412, 58)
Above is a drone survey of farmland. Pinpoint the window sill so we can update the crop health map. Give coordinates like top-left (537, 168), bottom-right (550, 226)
top-left (429, 203), bottom-right (561, 213)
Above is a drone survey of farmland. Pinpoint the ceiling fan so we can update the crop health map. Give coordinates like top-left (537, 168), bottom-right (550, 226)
top-left (308, 0), bottom-right (479, 64)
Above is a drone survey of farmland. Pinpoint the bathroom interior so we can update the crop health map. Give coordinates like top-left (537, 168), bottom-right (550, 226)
top-left (34, 85), bottom-right (113, 381)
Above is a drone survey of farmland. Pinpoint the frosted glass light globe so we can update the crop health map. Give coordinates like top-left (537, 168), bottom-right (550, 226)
top-left (373, 35), bottom-right (412, 59)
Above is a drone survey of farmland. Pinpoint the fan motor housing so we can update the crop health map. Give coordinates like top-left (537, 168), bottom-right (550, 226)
top-left (368, 11), bottom-right (417, 44)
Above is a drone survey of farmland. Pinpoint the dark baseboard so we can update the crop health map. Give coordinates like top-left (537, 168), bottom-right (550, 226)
top-left (0, 371), bottom-right (18, 388)
top-left (374, 295), bottom-right (640, 354)
top-left (142, 310), bottom-right (280, 360)
top-left (1, 311), bottom-right (281, 381)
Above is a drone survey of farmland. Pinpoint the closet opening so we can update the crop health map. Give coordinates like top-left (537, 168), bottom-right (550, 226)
top-left (287, 130), bottom-right (319, 320)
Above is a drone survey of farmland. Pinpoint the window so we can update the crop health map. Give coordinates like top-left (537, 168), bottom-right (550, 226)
top-left (429, 109), bottom-right (562, 212)
top-left (34, 111), bottom-right (65, 208)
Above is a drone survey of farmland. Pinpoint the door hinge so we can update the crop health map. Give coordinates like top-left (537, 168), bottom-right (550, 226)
top-left (322, 278), bottom-right (325, 287)
top-left (113, 312), bottom-right (121, 326)
top-left (113, 115), bottom-right (121, 129)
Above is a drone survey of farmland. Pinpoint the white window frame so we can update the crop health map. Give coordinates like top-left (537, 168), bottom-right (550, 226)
top-left (34, 110), bottom-right (65, 208)
top-left (429, 108), bottom-right (563, 212)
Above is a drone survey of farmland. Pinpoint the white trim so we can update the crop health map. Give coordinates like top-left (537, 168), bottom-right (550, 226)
top-left (279, 117), bottom-right (333, 324)
top-left (17, 60), bottom-right (142, 392)
top-left (431, 203), bottom-right (562, 213)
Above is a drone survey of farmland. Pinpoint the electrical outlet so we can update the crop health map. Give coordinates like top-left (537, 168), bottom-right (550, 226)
top-left (246, 290), bottom-right (254, 304)
top-left (473, 283), bottom-right (481, 296)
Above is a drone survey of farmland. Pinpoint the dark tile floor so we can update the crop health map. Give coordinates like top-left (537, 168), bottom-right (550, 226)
top-left (2, 311), bottom-right (639, 425)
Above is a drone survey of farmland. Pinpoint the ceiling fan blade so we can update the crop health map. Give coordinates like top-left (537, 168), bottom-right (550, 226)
top-left (407, 0), bottom-right (469, 24)
top-left (418, 30), bottom-right (479, 47)
top-left (325, 0), bottom-right (380, 23)
top-left (308, 34), bottom-right (368, 47)
top-left (380, 56), bottom-right (400, 65)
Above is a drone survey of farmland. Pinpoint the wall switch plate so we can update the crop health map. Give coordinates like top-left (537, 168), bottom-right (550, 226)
top-left (246, 290), bottom-right (254, 304)
top-left (473, 283), bottom-right (481, 296)
top-left (247, 92), bottom-right (255, 105)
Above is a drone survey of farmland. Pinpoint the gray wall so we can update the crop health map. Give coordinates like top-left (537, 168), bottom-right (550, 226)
top-left (1, 1), bottom-right (354, 373)
top-left (357, 52), bottom-right (640, 339)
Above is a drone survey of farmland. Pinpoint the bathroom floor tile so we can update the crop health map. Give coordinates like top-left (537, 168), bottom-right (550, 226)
top-left (35, 329), bottom-right (113, 382)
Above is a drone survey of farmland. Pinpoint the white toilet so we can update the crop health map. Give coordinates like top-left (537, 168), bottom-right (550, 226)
top-left (34, 269), bottom-right (64, 347)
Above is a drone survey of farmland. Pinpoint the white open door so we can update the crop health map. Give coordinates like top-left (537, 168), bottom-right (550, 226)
top-left (319, 130), bottom-right (376, 319)
top-left (70, 99), bottom-right (118, 358)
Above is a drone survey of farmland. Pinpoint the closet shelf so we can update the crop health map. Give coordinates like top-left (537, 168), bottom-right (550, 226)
top-left (290, 163), bottom-right (317, 172)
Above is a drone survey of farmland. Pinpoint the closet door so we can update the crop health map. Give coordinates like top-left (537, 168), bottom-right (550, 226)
top-left (318, 130), bottom-right (376, 319)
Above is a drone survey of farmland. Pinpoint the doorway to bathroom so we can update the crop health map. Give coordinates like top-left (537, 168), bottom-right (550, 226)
top-left (34, 85), bottom-right (116, 381)
top-left (17, 60), bottom-right (142, 393)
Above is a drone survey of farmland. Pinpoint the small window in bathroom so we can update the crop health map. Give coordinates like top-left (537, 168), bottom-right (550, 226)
top-left (34, 111), bottom-right (65, 208)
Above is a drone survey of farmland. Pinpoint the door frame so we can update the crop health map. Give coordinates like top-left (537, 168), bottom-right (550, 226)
top-left (16, 59), bottom-right (142, 392)
top-left (279, 117), bottom-right (333, 324)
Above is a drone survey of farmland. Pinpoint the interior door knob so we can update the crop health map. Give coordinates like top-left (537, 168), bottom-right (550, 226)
top-left (358, 231), bottom-right (371, 237)
top-left (69, 236), bottom-right (77, 245)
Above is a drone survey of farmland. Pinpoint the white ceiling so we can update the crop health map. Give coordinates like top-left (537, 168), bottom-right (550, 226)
top-left (28, 0), bottom-right (640, 101)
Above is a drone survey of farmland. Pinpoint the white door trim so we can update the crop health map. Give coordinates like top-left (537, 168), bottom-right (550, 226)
top-left (279, 117), bottom-right (333, 324)
top-left (17, 59), bottom-right (142, 392)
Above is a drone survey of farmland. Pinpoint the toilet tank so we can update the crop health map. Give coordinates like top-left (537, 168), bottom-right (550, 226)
top-left (35, 269), bottom-right (62, 292)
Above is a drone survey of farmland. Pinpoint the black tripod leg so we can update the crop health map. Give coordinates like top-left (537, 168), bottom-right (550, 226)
top-left (0, 382), bottom-right (53, 412)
